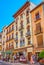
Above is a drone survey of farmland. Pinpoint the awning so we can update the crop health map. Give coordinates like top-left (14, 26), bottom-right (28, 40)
top-left (5, 50), bottom-right (12, 54)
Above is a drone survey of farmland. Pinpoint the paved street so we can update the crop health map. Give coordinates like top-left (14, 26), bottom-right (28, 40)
top-left (0, 61), bottom-right (43, 65)
top-left (0, 62), bottom-right (28, 65)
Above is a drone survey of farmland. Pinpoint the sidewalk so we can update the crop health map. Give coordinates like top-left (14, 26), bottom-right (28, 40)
top-left (11, 63), bottom-right (29, 65)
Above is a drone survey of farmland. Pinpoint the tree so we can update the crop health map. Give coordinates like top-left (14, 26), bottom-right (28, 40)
top-left (39, 50), bottom-right (44, 58)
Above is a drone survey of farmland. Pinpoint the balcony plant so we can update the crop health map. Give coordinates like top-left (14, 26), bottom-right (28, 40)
top-left (38, 50), bottom-right (44, 64)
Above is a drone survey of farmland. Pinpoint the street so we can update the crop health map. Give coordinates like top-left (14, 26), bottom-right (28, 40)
top-left (0, 62), bottom-right (43, 65)
top-left (0, 61), bottom-right (43, 65)
top-left (0, 62), bottom-right (29, 65)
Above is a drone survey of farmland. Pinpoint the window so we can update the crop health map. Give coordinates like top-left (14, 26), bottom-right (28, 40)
top-left (6, 36), bottom-right (8, 41)
top-left (9, 43), bottom-right (10, 47)
top-left (16, 33), bottom-right (18, 40)
top-left (36, 23), bottom-right (41, 34)
top-left (20, 41), bottom-right (22, 47)
top-left (35, 12), bottom-right (40, 20)
top-left (9, 27), bottom-right (11, 32)
top-left (4, 29), bottom-right (5, 32)
top-left (12, 25), bottom-right (14, 30)
top-left (26, 9), bottom-right (29, 16)
top-left (9, 35), bottom-right (11, 40)
top-left (12, 33), bottom-right (14, 39)
top-left (20, 40), bottom-right (25, 47)
top-left (16, 42), bottom-right (18, 48)
top-left (20, 31), bottom-right (23, 37)
top-left (27, 26), bottom-right (30, 32)
top-left (3, 41), bottom-right (5, 45)
top-left (16, 25), bottom-right (18, 31)
top-left (20, 14), bottom-right (23, 19)
top-left (27, 17), bottom-right (29, 24)
top-left (20, 21), bottom-right (23, 26)
top-left (7, 29), bottom-right (8, 34)
top-left (28, 38), bottom-right (31, 45)
top-left (37, 35), bottom-right (43, 47)
top-left (0, 35), bottom-right (2, 38)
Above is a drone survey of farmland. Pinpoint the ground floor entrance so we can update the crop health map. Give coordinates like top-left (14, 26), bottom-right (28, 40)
top-left (13, 47), bottom-right (33, 62)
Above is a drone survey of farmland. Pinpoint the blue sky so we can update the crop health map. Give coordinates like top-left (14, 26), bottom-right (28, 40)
top-left (0, 0), bottom-right (42, 32)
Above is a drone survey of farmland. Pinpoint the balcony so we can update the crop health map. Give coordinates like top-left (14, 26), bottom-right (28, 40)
top-left (6, 29), bottom-right (14, 35)
top-left (35, 29), bottom-right (42, 35)
top-left (19, 25), bottom-right (24, 31)
top-left (34, 15), bottom-right (41, 22)
top-left (6, 37), bottom-right (14, 42)
top-left (9, 45), bottom-right (14, 49)
top-left (20, 37), bottom-right (24, 41)
top-left (15, 37), bottom-right (18, 42)
top-left (37, 43), bottom-right (44, 48)
top-left (6, 47), bottom-right (10, 50)
top-left (28, 41), bottom-right (31, 45)
top-left (20, 42), bottom-right (25, 47)
top-left (26, 31), bottom-right (31, 37)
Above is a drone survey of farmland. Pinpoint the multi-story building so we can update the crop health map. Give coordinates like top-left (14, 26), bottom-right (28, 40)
top-left (13, 1), bottom-right (36, 60)
top-left (5, 21), bottom-right (15, 57)
top-left (1, 1), bottom-right (44, 60)
top-left (2, 26), bottom-right (7, 57)
top-left (30, 2), bottom-right (44, 55)
top-left (0, 32), bottom-right (2, 59)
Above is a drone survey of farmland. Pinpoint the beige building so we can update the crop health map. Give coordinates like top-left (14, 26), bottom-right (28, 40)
top-left (2, 26), bottom-right (7, 57)
top-left (0, 32), bottom-right (2, 58)
top-left (13, 1), bottom-right (36, 60)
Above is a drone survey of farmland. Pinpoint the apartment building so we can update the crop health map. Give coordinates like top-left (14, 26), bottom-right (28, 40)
top-left (5, 21), bottom-right (15, 57)
top-left (2, 26), bottom-right (7, 57)
top-left (0, 33), bottom-right (2, 59)
top-left (1, 1), bottom-right (44, 60)
top-left (30, 2), bottom-right (44, 55)
top-left (13, 1), bottom-right (36, 60)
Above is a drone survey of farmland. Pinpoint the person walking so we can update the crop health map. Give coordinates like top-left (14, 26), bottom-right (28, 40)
top-left (30, 55), bottom-right (40, 65)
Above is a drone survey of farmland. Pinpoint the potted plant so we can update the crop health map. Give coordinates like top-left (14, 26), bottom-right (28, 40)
top-left (38, 50), bottom-right (44, 64)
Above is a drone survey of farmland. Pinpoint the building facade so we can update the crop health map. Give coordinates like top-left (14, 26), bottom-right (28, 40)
top-left (1, 1), bottom-right (44, 60)
top-left (0, 33), bottom-right (2, 59)
top-left (13, 2), bottom-right (36, 60)
top-left (30, 2), bottom-right (44, 55)
top-left (5, 21), bottom-right (15, 58)
top-left (2, 26), bottom-right (7, 57)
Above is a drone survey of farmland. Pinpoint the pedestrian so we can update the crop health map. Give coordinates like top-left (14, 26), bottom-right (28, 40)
top-left (30, 55), bottom-right (40, 65)
top-left (14, 55), bottom-right (17, 63)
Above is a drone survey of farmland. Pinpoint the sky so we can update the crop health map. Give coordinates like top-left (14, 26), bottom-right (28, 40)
top-left (0, 0), bottom-right (42, 32)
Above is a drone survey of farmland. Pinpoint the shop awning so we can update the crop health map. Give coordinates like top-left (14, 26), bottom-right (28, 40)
top-left (5, 50), bottom-right (12, 54)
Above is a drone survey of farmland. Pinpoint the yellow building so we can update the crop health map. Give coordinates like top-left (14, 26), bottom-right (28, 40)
top-left (5, 21), bottom-right (15, 57)
top-left (13, 1), bottom-right (36, 60)
top-left (0, 33), bottom-right (2, 59)
top-left (30, 2), bottom-right (44, 55)
top-left (2, 26), bottom-right (7, 57)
